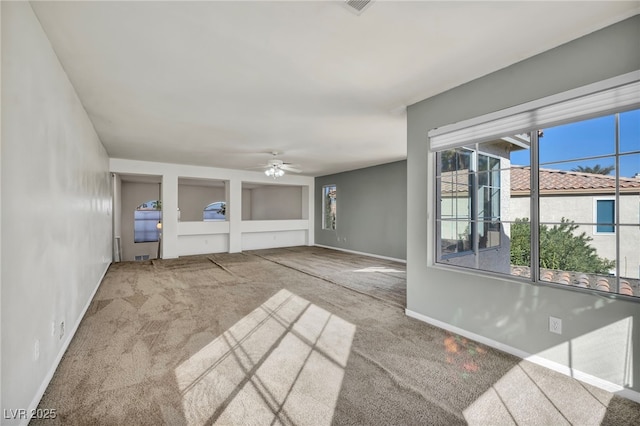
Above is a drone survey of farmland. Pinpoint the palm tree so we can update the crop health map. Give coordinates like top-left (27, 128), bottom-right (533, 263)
top-left (571, 164), bottom-right (615, 175)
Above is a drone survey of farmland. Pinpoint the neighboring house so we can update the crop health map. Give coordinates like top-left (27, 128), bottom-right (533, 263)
top-left (510, 167), bottom-right (640, 279)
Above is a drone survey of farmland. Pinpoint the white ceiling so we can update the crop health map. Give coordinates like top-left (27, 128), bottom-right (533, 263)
top-left (31, 1), bottom-right (639, 177)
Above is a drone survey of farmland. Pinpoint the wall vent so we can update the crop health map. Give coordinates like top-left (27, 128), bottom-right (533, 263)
top-left (344, 0), bottom-right (374, 15)
top-left (135, 255), bottom-right (150, 261)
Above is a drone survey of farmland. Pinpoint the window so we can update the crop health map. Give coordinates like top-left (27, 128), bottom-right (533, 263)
top-left (477, 152), bottom-right (501, 250)
top-left (204, 201), bottom-right (226, 221)
top-left (134, 200), bottom-right (162, 243)
top-left (438, 148), bottom-right (502, 255)
top-left (594, 198), bottom-right (615, 233)
top-left (429, 74), bottom-right (639, 298)
top-left (322, 185), bottom-right (337, 230)
top-left (437, 145), bottom-right (506, 272)
top-left (438, 148), bottom-right (472, 255)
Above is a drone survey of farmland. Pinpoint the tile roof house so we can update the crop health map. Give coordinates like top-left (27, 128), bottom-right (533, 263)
top-left (511, 167), bottom-right (640, 195)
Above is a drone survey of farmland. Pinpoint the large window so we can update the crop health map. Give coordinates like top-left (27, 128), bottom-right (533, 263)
top-left (134, 200), bottom-right (162, 243)
top-left (322, 185), bottom-right (337, 230)
top-left (430, 75), bottom-right (639, 299)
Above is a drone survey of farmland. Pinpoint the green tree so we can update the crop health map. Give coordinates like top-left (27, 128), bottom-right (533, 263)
top-left (571, 164), bottom-right (615, 175)
top-left (510, 218), bottom-right (531, 266)
top-left (510, 218), bottom-right (615, 274)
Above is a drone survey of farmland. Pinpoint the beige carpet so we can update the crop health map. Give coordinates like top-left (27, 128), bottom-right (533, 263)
top-left (34, 246), bottom-right (640, 425)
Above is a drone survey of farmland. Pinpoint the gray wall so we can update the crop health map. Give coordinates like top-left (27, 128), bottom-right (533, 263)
top-left (315, 160), bottom-right (407, 260)
top-left (1, 2), bottom-right (112, 420)
top-left (407, 15), bottom-right (640, 392)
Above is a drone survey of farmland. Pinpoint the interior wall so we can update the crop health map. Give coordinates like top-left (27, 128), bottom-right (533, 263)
top-left (1, 2), bottom-right (112, 422)
top-left (111, 158), bottom-right (315, 258)
top-left (407, 15), bottom-right (640, 393)
top-left (178, 183), bottom-right (225, 222)
top-left (121, 182), bottom-right (162, 262)
top-left (315, 160), bottom-right (407, 261)
top-left (242, 188), bottom-right (251, 220)
top-left (249, 185), bottom-right (303, 220)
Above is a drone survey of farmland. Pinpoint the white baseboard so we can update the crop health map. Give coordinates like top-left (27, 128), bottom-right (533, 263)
top-left (23, 263), bottom-right (111, 425)
top-left (405, 308), bottom-right (640, 404)
top-left (314, 244), bottom-right (406, 264)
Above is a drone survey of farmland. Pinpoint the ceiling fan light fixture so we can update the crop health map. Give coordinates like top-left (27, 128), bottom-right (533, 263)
top-left (265, 166), bottom-right (285, 178)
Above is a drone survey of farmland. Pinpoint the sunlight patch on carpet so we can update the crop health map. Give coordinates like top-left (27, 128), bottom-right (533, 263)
top-left (463, 317), bottom-right (635, 425)
top-left (175, 289), bottom-right (356, 425)
top-left (463, 361), bottom-right (612, 425)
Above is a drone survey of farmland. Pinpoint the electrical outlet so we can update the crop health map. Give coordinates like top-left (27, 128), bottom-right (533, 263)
top-left (549, 316), bottom-right (562, 334)
top-left (59, 321), bottom-right (65, 340)
top-left (52, 321), bottom-right (56, 336)
top-left (34, 339), bottom-right (40, 361)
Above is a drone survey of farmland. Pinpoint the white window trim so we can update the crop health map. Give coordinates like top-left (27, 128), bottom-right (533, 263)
top-left (428, 71), bottom-right (640, 151)
top-left (593, 196), bottom-right (616, 235)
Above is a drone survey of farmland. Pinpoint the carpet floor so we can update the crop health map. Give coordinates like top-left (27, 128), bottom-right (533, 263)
top-left (34, 246), bottom-right (640, 425)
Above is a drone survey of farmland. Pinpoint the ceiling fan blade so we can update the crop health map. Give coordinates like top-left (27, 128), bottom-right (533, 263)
top-left (281, 165), bottom-right (302, 173)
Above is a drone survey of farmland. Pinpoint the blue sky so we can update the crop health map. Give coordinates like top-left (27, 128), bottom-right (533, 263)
top-left (511, 108), bottom-right (640, 178)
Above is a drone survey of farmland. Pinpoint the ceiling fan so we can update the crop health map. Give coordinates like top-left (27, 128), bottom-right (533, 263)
top-left (261, 152), bottom-right (301, 178)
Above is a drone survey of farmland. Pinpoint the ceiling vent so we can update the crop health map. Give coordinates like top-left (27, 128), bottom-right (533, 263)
top-left (344, 0), bottom-right (374, 15)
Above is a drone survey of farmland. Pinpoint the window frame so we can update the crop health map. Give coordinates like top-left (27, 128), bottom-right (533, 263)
top-left (476, 151), bottom-right (502, 251)
top-left (436, 147), bottom-right (473, 258)
top-left (436, 148), bottom-right (503, 261)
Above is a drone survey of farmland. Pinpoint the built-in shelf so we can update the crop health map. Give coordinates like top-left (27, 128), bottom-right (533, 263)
top-left (177, 220), bottom-right (230, 236)
top-left (240, 219), bottom-right (309, 233)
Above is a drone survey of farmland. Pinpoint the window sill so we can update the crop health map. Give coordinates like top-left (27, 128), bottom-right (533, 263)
top-left (430, 262), bottom-right (639, 303)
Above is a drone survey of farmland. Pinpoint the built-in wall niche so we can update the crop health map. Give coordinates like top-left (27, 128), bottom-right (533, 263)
top-left (178, 178), bottom-right (227, 222)
top-left (242, 182), bottom-right (306, 220)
